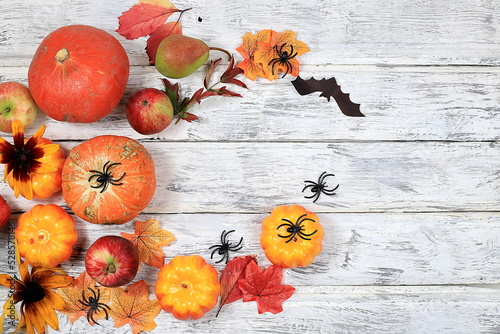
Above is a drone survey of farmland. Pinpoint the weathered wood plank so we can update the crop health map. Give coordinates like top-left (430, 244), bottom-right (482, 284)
top-left (2, 65), bottom-right (499, 142)
top-left (2, 141), bottom-right (497, 213)
top-left (1, 212), bottom-right (498, 286)
top-left (1, 0), bottom-right (499, 66)
top-left (2, 285), bottom-right (499, 334)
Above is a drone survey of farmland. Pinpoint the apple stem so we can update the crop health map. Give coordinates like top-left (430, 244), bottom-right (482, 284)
top-left (209, 47), bottom-right (232, 61)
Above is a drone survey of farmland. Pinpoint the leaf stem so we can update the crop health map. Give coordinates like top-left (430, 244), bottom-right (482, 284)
top-left (209, 47), bottom-right (232, 61)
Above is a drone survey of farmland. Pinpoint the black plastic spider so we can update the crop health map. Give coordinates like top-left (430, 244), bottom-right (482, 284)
top-left (209, 230), bottom-right (243, 264)
top-left (88, 161), bottom-right (126, 193)
top-left (78, 287), bottom-right (111, 325)
top-left (277, 214), bottom-right (318, 243)
top-left (302, 171), bottom-right (339, 203)
top-left (268, 43), bottom-right (298, 78)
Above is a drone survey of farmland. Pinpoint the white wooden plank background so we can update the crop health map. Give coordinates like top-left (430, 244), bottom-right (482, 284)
top-left (1, 0), bottom-right (499, 333)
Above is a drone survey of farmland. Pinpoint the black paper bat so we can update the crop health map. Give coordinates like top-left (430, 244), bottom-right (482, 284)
top-left (291, 76), bottom-right (364, 117)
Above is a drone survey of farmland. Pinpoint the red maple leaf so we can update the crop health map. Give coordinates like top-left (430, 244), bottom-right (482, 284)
top-left (238, 261), bottom-right (295, 314)
top-left (117, 2), bottom-right (179, 39)
top-left (216, 255), bottom-right (256, 316)
top-left (145, 21), bottom-right (182, 64)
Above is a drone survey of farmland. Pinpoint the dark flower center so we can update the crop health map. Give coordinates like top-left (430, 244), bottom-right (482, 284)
top-left (24, 281), bottom-right (46, 303)
top-left (15, 149), bottom-right (31, 168)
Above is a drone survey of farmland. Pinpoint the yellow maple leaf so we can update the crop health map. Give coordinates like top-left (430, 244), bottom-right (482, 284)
top-left (139, 0), bottom-right (176, 9)
top-left (58, 271), bottom-right (112, 325)
top-left (122, 219), bottom-right (176, 268)
top-left (109, 280), bottom-right (161, 334)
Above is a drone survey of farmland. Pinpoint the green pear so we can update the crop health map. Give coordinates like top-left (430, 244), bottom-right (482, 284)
top-left (155, 35), bottom-right (210, 79)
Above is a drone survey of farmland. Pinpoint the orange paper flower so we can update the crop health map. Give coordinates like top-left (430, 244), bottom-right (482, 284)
top-left (0, 242), bottom-right (74, 334)
top-left (0, 120), bottom-right (64, 200)
top-left (237, 29), bottom-right (309, 81)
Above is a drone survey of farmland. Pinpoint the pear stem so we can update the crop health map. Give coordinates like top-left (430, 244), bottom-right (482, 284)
top-left (209, 47), bottom-right (232, 61)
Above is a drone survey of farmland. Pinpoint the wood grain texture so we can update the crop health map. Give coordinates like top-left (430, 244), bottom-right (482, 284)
top-left (2, 65), bottom-right (500, 142)
top-left (0, 0), bottom-right (499, 66)
top-left (0, 0), bottom-right (499, 333)
top-left (2, 212), bottom-right (499, 287)
top-left (1, 141), bottom-right (499, 213)
top-left (2, 285), bottom-right (500, 333)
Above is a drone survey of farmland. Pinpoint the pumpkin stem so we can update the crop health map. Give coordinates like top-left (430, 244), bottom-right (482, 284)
top-left (55, 48), bottom-right (70, 63)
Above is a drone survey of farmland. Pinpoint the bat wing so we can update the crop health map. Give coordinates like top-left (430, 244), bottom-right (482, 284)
top-left (291, 76), bottom-right (364, 117)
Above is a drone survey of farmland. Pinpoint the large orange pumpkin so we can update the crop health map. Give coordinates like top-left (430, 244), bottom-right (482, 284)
top-left (61, 135), bottom-right (156, 224)
top-left (28, 25), bottom-right (130, 123)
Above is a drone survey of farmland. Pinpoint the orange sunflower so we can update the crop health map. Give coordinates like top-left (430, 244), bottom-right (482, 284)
top-left (0, 120), bottom-right (65, 200)
top-left (0, 241), bottom-right (74, 334)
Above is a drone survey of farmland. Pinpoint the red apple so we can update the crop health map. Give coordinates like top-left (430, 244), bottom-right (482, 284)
top-left (0, 81), bottom-right (38, 133)
top-left (126, 88), bottom-right (174, 135)
top-left (0, 195), bottom-right (10, 229)
top-left (85, 235), bottom-right (139, 287)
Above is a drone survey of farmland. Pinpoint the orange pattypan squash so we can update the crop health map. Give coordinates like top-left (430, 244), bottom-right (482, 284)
top-left (260, 204), bottom-right (324, 268)
top-left (61, 135), bottom-right (156, 225)
top-left (155, 255), bottom-right (220, 320)
top-left (15, 204), bottom-right (78, 268)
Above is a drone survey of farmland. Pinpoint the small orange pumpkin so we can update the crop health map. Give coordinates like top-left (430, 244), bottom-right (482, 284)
top-left (15, 204), bottom-right (78, 268)
top-left (155, 255), bottom-right (220, 320)
top-left (61, 135), bottom-right (156, 224)
top-left (260, 204), bottom-right (324, 268)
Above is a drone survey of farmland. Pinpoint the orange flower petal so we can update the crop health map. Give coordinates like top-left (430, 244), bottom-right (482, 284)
top-left (43, 289), bottom-right (67, 310)
top-left (31, 123), bottom-right (47, 140)
top-left (0, 274), bottom-right (14, 288)
top-left (38, 274), bottom-right (74, 290)
top-left (24, 305), bottom-right (45, 334)
top-left (36, 298), bottom-right (60, 330)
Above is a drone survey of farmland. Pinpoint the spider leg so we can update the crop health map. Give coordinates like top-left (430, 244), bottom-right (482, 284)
top-left (220, 230), bottom-right (229, 245)
top-left (229, 243), bottom-right (243, 252)
top-left (96, 302), bottom-right (111, 310)
top-left (300, 229), bottom-right (319, 237)
top-left (224, 230), bottom-right (236, 244)
top-left (89, 287), bottom-right (98, 300)
top-left (268, 58), bottom-right (280, 75)
top-left (319, 172), bottom-right (336, 183)
top-left (277, 221), bottom-right (294, 230)
top-left (79, 289), bottom-right (90, 306)
top-left (209, 246), bottom-right (221, 260)
top-left (298, 217), bottom-right (316, 225)
top-left (321, 184), bottom-right (339, 194)
top-left (310, 192), bottom-right (321, 203)
top-left (110, 171), bottom-right (126, 183)
top-left (88, 173), bottom-right (103, 182)
top-left (101, 305), bottom-right (110, 320)
top-left (214, 251), bottom-right (226, 264)
top-left (230, 236), bottom-right (244, 249)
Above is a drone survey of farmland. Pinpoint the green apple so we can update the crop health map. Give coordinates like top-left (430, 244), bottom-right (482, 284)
top-left (0, 81), bottom-right (38, 133)
top-left (155, 35), bottom-right (210, 79)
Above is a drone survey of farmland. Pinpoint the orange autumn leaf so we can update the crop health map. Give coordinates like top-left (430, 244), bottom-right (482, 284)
top-left (254, 30), bottom-right (310, 80)
top-left (109, 280), bottom-right (161, 334)
top-left (237, 29), bottom-right (309, 81)
top-left (122, 219), bottom-right (176, 268)
top-left (117, 0), bottom-right (178, 39)
top-left (236, 30), bottom-right (271, 81)
top-left (58, 271), bottom-right (112, 325)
